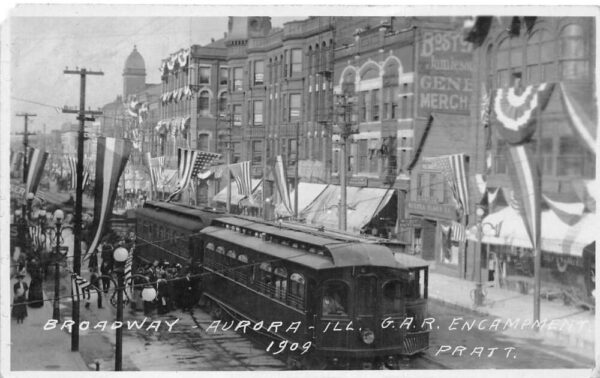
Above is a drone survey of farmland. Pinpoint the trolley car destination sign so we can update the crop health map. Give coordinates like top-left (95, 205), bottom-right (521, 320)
top-left (417, 29), bottom-right (474, 117)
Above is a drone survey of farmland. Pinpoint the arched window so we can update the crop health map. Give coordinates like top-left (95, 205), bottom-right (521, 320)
top-left (226, 249), bottom-right (237, 259)
top-left (496, 37), bottom-right (523, 87)
top-left (237, 254), bottom-right (248, 263)
top-left (198, 91), bottom-right (210, 117)
top-left (382, 60), bottom-right (399, 120)
top-left (360, 66), bottom-right (379, 81)
top-left (560, 24), bottom-right (588, 80)
top-left (274, 267), bottom-right (287, 300)
top-left (526, 29), bottom-right (556, 84)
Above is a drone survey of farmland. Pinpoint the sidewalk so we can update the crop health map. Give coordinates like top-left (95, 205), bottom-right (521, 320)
top-left (427, 271), bottom-right (595, 356)
top-left (10, 276), bottom-right (89, 371)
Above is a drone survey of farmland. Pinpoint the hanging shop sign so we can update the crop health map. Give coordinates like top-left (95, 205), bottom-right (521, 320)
top-left (417, 29), bottom-right (474, 117)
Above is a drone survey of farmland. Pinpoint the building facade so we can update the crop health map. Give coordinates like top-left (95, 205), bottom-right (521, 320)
top-left (466, 16), bottom-right (596, 299)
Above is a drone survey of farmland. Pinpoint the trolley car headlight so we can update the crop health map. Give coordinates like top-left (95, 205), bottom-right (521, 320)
top-left (361, 328), bottom-right (375, 344)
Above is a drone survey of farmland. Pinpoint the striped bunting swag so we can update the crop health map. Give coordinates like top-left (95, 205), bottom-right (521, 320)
top-left (24, 147), bottom-right (49, 196)
top-left (229, 161), bottom-right (252, 197)
top-left (167, 148), bottom-right (220, 202)
top-left (85, 137), bottom-right (132, 261)
top-left (271, 155), bottom-right (293, 216)
top-left (559, 82), bottom-right (596, 154)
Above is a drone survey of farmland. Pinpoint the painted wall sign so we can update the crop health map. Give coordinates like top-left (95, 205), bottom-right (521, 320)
top-left (417, 30), bottom-right (474, 117)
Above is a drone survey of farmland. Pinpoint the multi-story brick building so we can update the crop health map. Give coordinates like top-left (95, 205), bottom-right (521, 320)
top-left (465, 16), bottom-right (596, 299)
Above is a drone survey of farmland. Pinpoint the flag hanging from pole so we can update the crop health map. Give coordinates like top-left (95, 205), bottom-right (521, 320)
top-left (229, 161), bottom-right (252, 197)
top-left (10, 150), bottom-right (23, 177)
top-left (167, 148), bottom-right (220, 202)
top-left (67, 156), bottom-right (77, 189)
top-left (84, 137), bottom-right (132, 260)
top-left (24, 147), bottom-right (48, 196)
top-left (426, 154), bottom-right (470, 217)
top-left (271, 155), bottom-right (293, 216)
top-left (71, 273), bottom-right (99, 302)
top-left (493, 82), bottom-right (555, 250)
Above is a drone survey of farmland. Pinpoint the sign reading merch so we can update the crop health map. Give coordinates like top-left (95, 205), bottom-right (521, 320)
top-left (417, 29), bottom-right (474, 117)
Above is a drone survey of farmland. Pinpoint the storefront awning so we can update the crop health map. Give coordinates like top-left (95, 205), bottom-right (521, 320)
top-left (467, 206), bottom-right (599, 257)
top-left (212, 179), bottom-right (261, 205)
top-left (274, 182), bottom-right (329, 218)
top-left (300, 185), bottom-right (394, 234)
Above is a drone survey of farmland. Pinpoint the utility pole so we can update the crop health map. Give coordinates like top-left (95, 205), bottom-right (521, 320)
top-left (533, 97), bottom-right (543, 325)
top-left (335, 94), bottom-right (356, 231)
top-left (15, 113), bottom-right (37, 184)
top-left (294, 121), bottom-right (299, 220)
top-left (63, 67), bottom-right (103, 352)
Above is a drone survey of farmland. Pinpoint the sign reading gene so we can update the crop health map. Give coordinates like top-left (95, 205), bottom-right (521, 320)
top-left (417, 30), bottom-right (474, 117)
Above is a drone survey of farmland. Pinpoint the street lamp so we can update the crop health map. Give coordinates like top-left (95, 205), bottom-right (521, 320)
top-left (26, 192), bottom-right (35, 219)
top-left (473, 206), bottom-right (486, 306)
top-left (106, 246), bottom-right (156, 371)
top-left (52, 209), bottom-right (67, 321)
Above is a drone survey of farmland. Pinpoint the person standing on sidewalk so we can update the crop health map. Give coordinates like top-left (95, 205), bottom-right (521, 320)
top-left (12, 274), bottom-right (29, 324)
top-left (100, 260), bottom-right (112, 294)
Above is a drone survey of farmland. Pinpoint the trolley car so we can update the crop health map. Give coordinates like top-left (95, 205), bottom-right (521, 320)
top-left (134, 201), bottom-right (224, 265)
top-left (134, 202), bottom-right (430, 369)
top-left (199, 216), bottom-right (430, 369)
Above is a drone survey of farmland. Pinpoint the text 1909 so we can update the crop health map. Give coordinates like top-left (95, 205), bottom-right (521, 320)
top-left (266, 340), bottom-right (312, 355)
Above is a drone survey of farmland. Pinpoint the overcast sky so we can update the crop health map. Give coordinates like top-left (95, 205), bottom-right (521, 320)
top-left (8, 12), bottom-right (300, 135)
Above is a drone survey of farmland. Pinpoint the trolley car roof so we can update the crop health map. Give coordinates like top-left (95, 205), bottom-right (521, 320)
top-left (201, 223), bottom-right (428, 270)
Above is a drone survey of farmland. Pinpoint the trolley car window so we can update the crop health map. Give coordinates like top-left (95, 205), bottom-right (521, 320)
top-left (290, 273), bottom-right (305, 309)
top-left (356, 276), bottom-right (377, 315)
top-left (237, 254), bottom-right (248, 263)
top-left (322, 281), bottom-right (348, 316)
top-left (404, 270), bottom-right (425, 299)
top-left (206, 243), bottom-right (215, 251)
top-left (382, 280), bottom-right (403, 314)
top-left (259, 262), bottom-right (273, 295)
top-left (274, 267), bottom-right (287, 300)
top-left (227, 250), bottom-right (237, 259)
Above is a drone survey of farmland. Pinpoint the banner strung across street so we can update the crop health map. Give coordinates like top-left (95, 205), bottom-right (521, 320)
top-left (85, 137), bottom-right (132, 260)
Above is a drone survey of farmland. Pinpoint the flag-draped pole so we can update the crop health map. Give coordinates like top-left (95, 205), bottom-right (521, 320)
top-left (492, 81), bottom-right (554, 324)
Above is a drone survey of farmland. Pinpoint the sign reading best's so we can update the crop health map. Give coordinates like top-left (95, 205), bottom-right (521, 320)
top-left (417, 30), bottom-right (474, 117)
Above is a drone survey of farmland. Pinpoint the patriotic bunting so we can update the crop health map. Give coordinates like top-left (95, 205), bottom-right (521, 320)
top-left (493, 83), bottom-right (555, 251)
top-left (146, 153), bottom-right (166, 194)
top-left (229, 161), bottom-right (253, 197)
top-left (167, 148), bottom-right (220, 202)
top-left (271, 155), bottom-right (293, 216)
top-left (24, 147), bottom-right (49, 196)
top-left (85, 137), bottom-right (132, 260)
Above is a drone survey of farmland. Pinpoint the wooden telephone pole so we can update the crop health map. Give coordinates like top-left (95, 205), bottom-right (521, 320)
top-left (15, 113), bottom-right (37, 184)
top-left (62, 67), bottom-right (103, 352)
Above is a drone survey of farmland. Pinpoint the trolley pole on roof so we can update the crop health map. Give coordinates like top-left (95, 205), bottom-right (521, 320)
top-left (63, 67), bottom-right (103, 352)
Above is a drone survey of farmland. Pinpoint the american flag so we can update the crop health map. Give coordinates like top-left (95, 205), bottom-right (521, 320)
top-left (229, 161), bottom-right (252, 197)
top-left (146, 153), bottom-right (165, 192)
top-left (71, 273), bottom-right (99, 302)
top-left (167, 148), bottom-right (220, 202)
top-left (429, 154), bottom-right (470, 217)
top-left (451, 221), bottom-right (466, 242)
